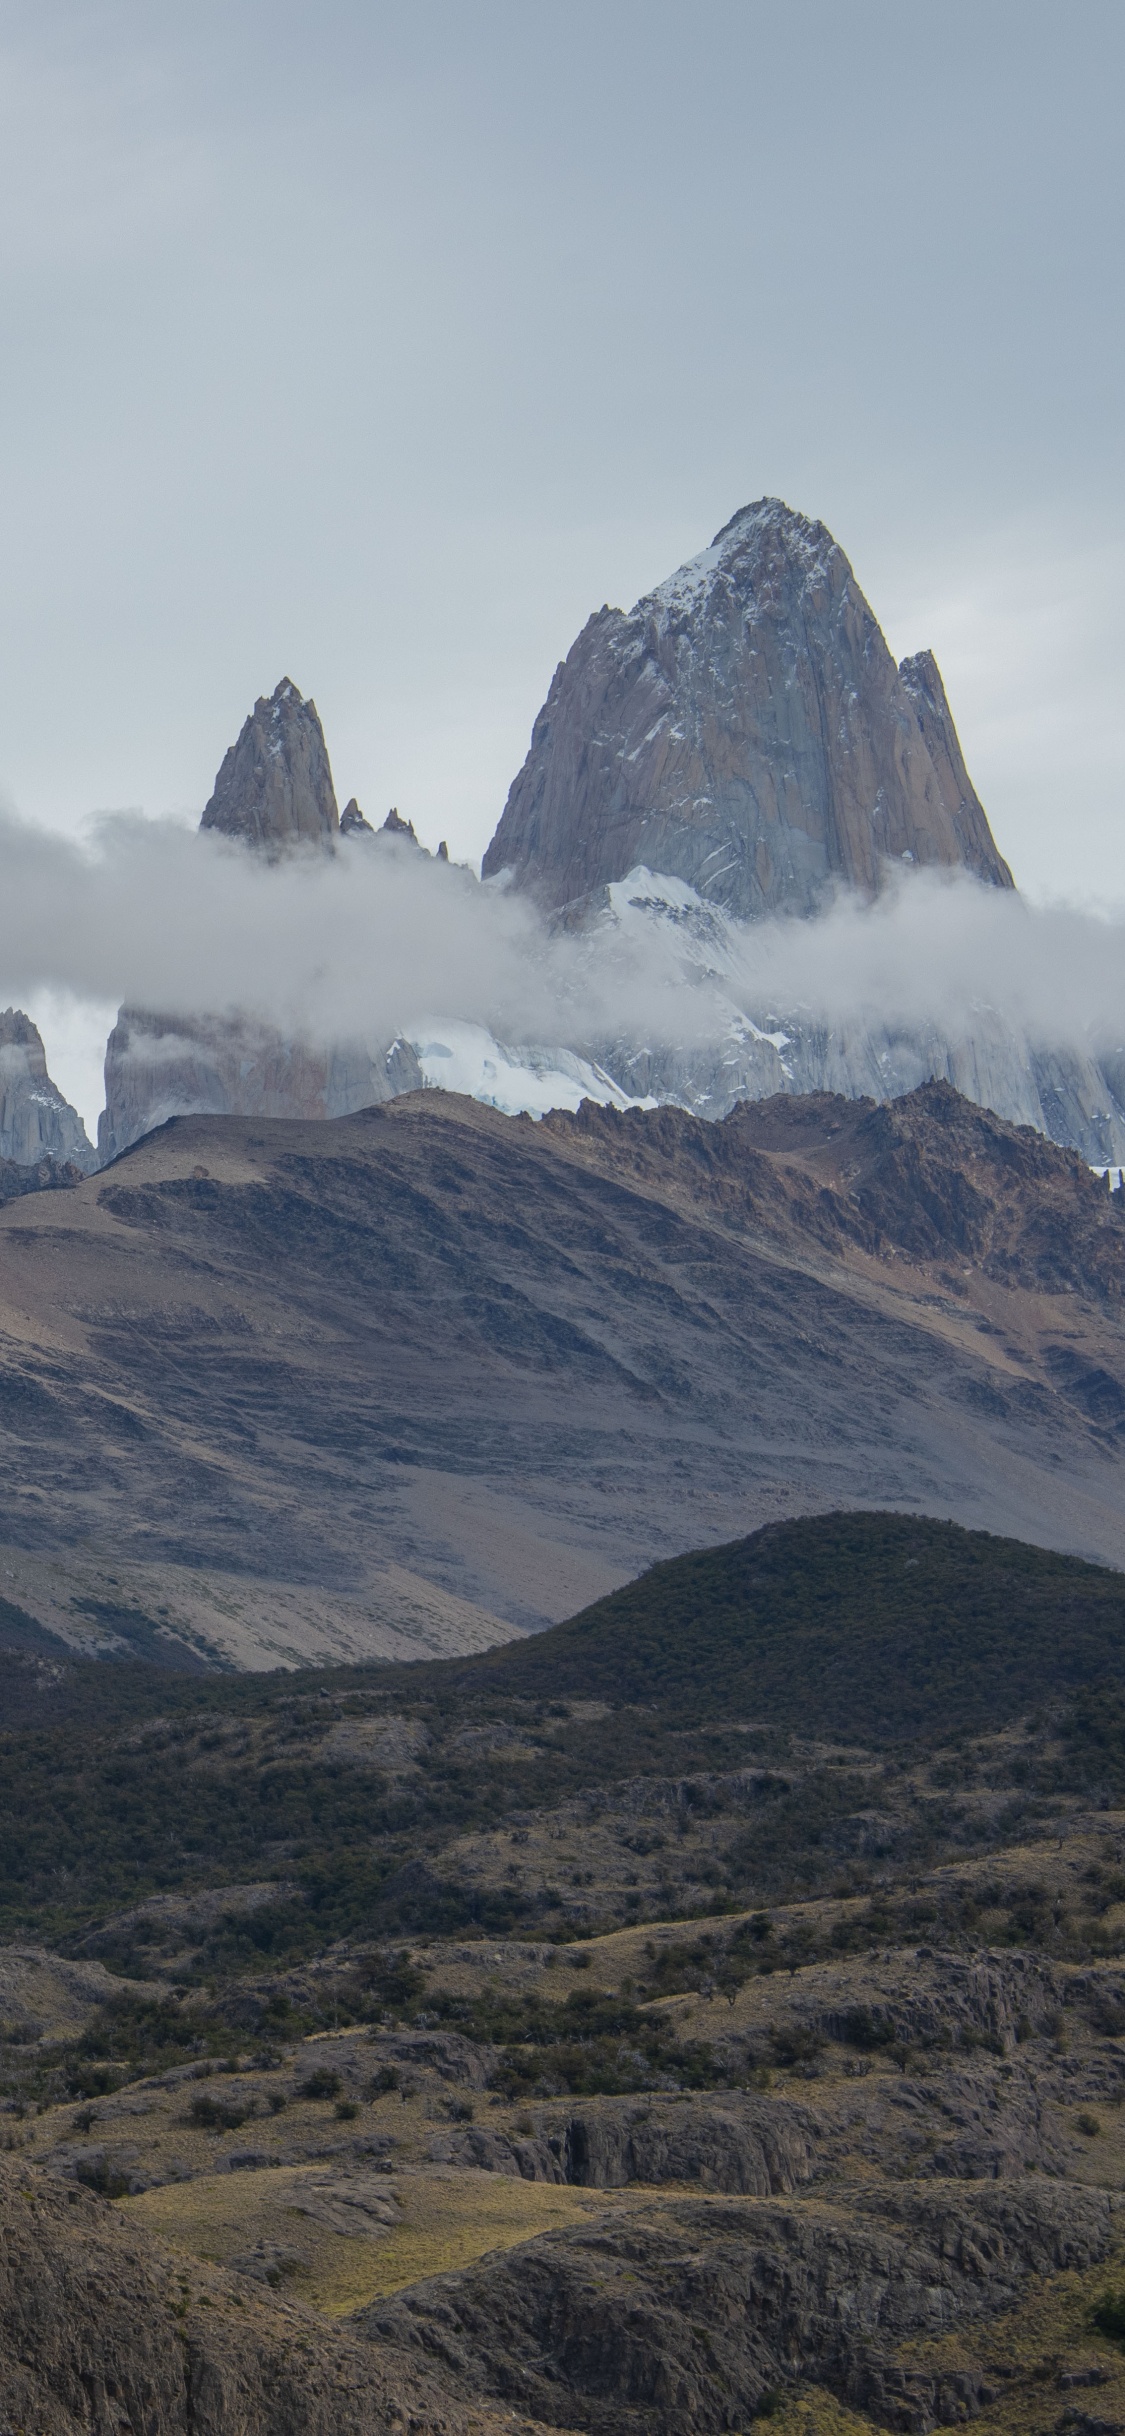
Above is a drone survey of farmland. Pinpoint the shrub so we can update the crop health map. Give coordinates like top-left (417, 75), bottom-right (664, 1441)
top-left (67, 2065), bottom-right (125, 2100)
top-left (1092, 2290), bottom-right (1125, 2342)
top-left (768, 2024), bottom-right (824, 2068)
top-left (298, 2067), bottom-right (342, 2100)
top-left (834, 2006), bottom-right (896, 2052)
top-left (189, 2092), bottom-right (251, 2132)
top-left (75, 2156), bottom-right (131, 2198)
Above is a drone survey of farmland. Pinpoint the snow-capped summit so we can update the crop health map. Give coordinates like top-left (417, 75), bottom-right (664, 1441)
top-left (482, 497), bottom-right (1013, 920)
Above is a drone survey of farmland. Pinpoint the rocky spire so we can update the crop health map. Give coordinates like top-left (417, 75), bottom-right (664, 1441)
top-left (0, 1010), bottom-right (95, 1171)
top-left (200, 677), bottom-right (339, 850)
top-left (483, 499), bottom-right (1014, 919)
top-left (340, 797), bottom-right (376, 837)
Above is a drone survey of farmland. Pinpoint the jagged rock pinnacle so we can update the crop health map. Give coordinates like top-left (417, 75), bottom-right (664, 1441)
top-left (200, 677), bottom-right (338, 849)
top-left (340, 798), bottom-right (376, 836)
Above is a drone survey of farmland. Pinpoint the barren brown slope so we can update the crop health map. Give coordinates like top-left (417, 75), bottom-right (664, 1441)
top-left (0, 1085), bottom-right (1123, 1667)
top-left (0, 2152), bottom-right (532, 2436)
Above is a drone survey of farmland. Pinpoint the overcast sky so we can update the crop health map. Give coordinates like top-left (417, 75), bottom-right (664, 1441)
top-left (0, 0), bottom-right (1122, 909)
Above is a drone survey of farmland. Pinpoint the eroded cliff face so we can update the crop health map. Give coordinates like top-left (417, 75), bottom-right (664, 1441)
top-left (97, 1012), bottom-right (421, 1164)
top-left (200, 676), bottom-right (339, 850)
top-left (483, 498), bottom-right (1013, 918)
top-left (0, 1009), bottom-right (96, 1171)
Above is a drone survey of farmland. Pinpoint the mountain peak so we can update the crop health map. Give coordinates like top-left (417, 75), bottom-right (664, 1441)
top-left (200, 679), bottom-right (339, 850)
top-left (483, 503), bottom-right (1013, 917)
top-left (639, 499), bottom-right (837, 628)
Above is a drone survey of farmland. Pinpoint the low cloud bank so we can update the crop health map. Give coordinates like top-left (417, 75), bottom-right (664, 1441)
top-left (0, 811), bottom-right (1124, 1133)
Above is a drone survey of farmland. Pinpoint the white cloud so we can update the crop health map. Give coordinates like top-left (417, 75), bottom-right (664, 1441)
top-left (3, 812), bottom-right (1125, 1139)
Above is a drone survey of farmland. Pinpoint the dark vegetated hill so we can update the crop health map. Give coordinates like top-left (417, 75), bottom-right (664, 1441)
top-left (463, 1509), bottom-right (1125, 1744)
top-left (4, 1512), bottom-right (1125, 1960)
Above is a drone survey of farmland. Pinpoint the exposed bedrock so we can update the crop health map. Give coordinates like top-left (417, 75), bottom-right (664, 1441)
top-left (200, 675), bottom-right (339, 850)
top-left (483, 497), bottom-right (1013, 920)
top-left (366, 2177), bottom-right (1111, 2435)
top-left (0, 1007), bottom-right (95, 1171)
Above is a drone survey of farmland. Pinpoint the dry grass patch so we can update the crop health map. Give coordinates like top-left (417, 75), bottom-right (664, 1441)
top-left (312, 2169), bottom-right (619, 2314)
top-left (121, 2162), bottom-right (618, 2320)
top-left (766, 2393), bottom-right (880, 2436)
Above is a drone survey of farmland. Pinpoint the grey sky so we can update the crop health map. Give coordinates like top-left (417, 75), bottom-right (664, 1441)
top-left (0, 0), bottom-right (1122, 910)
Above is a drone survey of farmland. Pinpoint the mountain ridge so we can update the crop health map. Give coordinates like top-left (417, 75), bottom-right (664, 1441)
top-left (0, 1080), bottom-right (1124, 1671)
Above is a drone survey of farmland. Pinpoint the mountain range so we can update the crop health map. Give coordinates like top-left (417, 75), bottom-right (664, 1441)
top-left (8, 494), bottom-right (1125, 1168)
top-left (1, 1077), bottom-right (1124, 1673)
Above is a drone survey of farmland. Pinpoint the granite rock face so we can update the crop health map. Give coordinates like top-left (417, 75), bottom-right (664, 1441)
top-left (97, 1011), bottom-right (422, 1164)
top-left (483, 498), bottom-right (1013, 918)
top-left (200, 675), bottom-right (339, 850)
top-left (0, 1009), bottom-right (96, 1171)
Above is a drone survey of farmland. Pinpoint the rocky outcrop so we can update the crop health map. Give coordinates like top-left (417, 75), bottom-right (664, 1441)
top-left (0, 1151), bottom-right (84, 1205)
top-left (546, 1078), bottom-right (1125, 1304)
top-left (200, 676), bottom-right (338, 850)
top-left (898, 648), bottom-right (997, 874)
top-left (97, 1010), bottom-right (422, 1163)
top-left (582, 867), bottom-right (1125, 1161)
top-left (366, 2177), bottom-right (1112, 2435)
top-left (483, 497), bottom-right (1014, 919)
top-left (0, 1009), bottom-right (96, 1170)
top-left (600, 1018), bottom-right (1125, 1165)
top-left (450, 2095), bottom-right (816, 2196)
